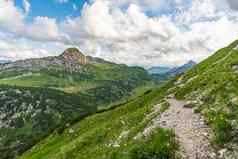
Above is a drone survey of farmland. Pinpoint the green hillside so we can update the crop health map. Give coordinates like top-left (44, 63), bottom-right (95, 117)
top-left (173, 40), bottom-right (238, 147)
top-left (0, 49), bottom-right (152, 159)
top-left (0, 65), bottom-right (151, 107)
top-left (19, 40), bottom-right (238, 158)
top-left (19, 81), bottom-right (180, 159)
top-left (0, 63), bottom-right (148, 91)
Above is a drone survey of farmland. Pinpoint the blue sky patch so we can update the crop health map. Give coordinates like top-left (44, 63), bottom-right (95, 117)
top-left (15, 0), bottom-right (89, 21)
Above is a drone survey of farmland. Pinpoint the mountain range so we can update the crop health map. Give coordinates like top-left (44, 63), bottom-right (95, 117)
top-left (148, 60), bottom-right (196, 81)
top-left (0, 60), bottom-right (11, 64)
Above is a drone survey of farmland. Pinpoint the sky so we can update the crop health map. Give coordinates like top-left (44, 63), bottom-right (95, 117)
top-left (0, 0), bottom-right (238, 68)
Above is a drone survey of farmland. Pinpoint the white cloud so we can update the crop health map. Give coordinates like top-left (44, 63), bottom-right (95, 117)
top-left (1, 0), bottom-right (238, 67)
top-left (96, 0), bottom-right (186, 13)
top-left (0, 31), bottom-right (66, 61)
top-left (27, 16), bottom-right (61, 41)
top-left (23, 0), bottom-right (31, 14)
top-left (176, 0), bottom-right (218, 24)
top-left (0, 1), bottom-right (67, 42)
top-left (0, 0), bottom-right (25, 33)
top-left (59, 0), bottom-right (238, 67)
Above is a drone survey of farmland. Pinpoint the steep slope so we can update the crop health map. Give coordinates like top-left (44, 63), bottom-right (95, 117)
top-left (0, 48), bottom-right (152, 159)
top-left (19, 82), bottom-right (180, 159)
top-left (20, 40), bottom-right (238, 159)
top-left (172, 40), bottom-right (238, 157)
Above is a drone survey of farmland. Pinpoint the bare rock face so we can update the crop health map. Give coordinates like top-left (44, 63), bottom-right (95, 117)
top-left (60, 48), bottom-right (88, 65)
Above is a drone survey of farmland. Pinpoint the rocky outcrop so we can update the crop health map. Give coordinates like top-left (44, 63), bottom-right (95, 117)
top-left (60, 48), bottom-right (88, 65)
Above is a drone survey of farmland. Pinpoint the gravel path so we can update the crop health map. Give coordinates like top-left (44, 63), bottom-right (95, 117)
top-left (150, 97), bottom-right (218, 159)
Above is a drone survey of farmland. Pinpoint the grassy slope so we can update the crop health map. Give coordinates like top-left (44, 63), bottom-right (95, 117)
top-left (174, 40), bottom-right (238, 147)
top-left (0, 63), bottom-right (152, 109)
top-left (19, 81), bottom-right (180, 159)
top-left (0, 62), bottom-right (153, 159)
top-left (0, 63), bottom-right (148, 92)
top-left (0, 62), bottom-right (152, 114)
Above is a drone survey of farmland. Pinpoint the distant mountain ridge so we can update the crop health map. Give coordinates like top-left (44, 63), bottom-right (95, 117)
top-left (148, 60), bottom-right (196, 81)
top-left (0, 60), bottom-right (11, 64)
top-left (0, 48), bottom-right (110, 73)
top-left (167, 60), bottom-right (196, 76)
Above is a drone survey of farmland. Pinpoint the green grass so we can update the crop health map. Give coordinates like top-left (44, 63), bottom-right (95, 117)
top-left (174, 40), bottom-right (238, 147)
top-left (109, 128), bottom-right (179, 159)
top-left (0, 73), bottom-right (70, 88)
top-left (0, 63), bottom-right (150, 89)
top-left (0, 82), bottom-right (153, 159)
top-left (19, 81), bottom-right (179, 159)
top-left (126, 128), bottom-right (179, 159)
top-left (0, 61), bottom-right (153, 159)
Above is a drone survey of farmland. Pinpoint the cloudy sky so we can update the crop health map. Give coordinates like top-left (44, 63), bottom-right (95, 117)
top-left (0, 0), bottom-right (238, 67)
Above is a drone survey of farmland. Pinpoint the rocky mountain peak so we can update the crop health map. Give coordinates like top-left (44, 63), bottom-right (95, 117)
top-left (60, 48), bottom-right (88, 65)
